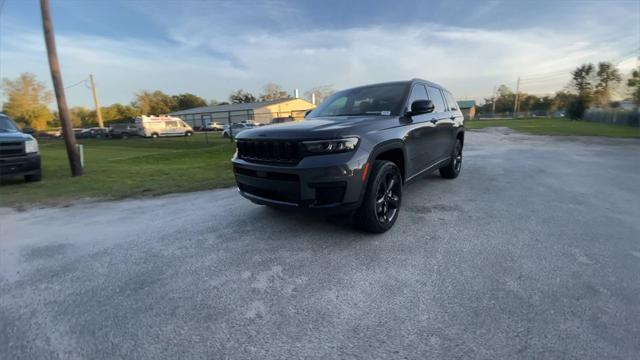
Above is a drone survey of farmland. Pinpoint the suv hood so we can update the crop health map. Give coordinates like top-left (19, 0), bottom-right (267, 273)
top-left (0, 131), bottom-right (31, 142)
top-left (236, 116), bottom-right (396, 140)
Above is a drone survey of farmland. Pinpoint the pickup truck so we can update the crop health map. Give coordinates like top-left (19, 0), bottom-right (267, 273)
top-left (0, 113), bottom-right (42, 182)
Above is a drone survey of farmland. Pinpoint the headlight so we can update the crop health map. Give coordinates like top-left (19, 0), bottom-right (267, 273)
top-left (302, 137), bottom-right (359, 154)
top-left (25, 138), bottom-right (39, 154)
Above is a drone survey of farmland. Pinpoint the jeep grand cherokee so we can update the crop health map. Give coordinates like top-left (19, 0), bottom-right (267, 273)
top-left (232, 79), bottom-right (464, 232)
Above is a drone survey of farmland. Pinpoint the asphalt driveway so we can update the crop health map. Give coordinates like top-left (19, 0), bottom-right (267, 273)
top-left (1, 128), bottom-right (639, 359)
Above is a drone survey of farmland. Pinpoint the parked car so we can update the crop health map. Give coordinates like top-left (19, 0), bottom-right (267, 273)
top-left (108, 123), bottom-right (139, 139)
top-left (0, 113), bottom-right (41, 182)
top-left (270, 116), bottom-right (295, 125)
top-left (204, 121), bottom-right (224, 131)
top-left (222, 123), bottom-right (254, 138)
top-left (77, 127), bottom-right (109, 139)
top-left (135, 115), bottom-right (194, 138)
top-left (38, 128), bottom-right (62, 138)
top-left (232, 79), bottom-right (465, 233)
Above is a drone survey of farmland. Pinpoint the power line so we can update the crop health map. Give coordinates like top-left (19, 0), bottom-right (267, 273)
top-left (64, 79), bottom-right (88, 90)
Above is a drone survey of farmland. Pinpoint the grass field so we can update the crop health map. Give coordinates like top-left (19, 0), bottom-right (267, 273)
top-left (466, 117), bottom-right (640, 138)
top-left (1, 118), bottom-right (638, 208)
top-left (0, 133), bottom-right (236, 208)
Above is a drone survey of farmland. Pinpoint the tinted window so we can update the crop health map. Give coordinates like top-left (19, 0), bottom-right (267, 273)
top-left (407, 85), bottom-right (429, 111)
top-left (444, 91), bottom-right (458, 111)
top-left (310, 83), bottom-right (408, 117)
top-left (426, 86), bottom-right (446, 113)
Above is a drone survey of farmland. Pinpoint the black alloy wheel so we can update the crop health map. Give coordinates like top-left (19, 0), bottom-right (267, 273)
top-left (375, 171), bottom-right (401, 225)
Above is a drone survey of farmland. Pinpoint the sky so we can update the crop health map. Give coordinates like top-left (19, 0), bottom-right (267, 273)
top-left (1, 0), bottom-right (639, 108)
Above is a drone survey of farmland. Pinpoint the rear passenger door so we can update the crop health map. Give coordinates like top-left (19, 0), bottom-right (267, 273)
top-left (425, 86), bottom-right (452, 161)
top-left (443, 91), bottom-right (463, 151)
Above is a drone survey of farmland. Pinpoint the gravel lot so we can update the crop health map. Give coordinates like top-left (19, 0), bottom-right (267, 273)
top-left (1, 128), bottom-right (639, 359)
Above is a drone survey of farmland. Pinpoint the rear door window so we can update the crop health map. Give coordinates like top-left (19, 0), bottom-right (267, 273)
top-left (426, 86), bottom-right (446, 113)
top-left (444, 91), bottom-right (458, 111)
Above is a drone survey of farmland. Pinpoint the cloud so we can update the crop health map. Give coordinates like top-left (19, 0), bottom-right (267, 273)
top-left (1, 5), bottom-right (637, 107)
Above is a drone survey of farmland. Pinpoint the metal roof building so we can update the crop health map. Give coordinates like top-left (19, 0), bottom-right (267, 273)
top-left (169, 98), bottom-right (316, 128)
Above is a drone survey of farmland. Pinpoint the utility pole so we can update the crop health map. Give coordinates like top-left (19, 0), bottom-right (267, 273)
top-left (492, 85), bottom-right (497, 117)
top-left (89, 74), bottom-right (104, 128)
top-left (513, 77), bottom-right (521, 116)
top-left (40, 0), bottom-right (82, 176)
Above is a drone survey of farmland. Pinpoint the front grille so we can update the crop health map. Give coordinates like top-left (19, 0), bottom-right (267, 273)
top-left (237, 140), bottom-right (301, 164)
top-left (0, 142), bottom-right (25, 158)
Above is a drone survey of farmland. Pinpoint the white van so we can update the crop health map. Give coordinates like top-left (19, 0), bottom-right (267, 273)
top-left (135, 115), bottom-right (194, 138)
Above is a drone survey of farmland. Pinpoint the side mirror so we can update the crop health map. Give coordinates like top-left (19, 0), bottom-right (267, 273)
top-left (304, 109), bottom-right (313, 118)
top-left (22, 127), bottom-right (35, 135)
top-left (408, 100), bottom-right (435, 116)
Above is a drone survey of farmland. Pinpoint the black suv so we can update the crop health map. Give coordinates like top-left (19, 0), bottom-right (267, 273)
top-left (232, 80), bottom-right (464, 232)
top-left (0, 113), bottom-right (42, 182)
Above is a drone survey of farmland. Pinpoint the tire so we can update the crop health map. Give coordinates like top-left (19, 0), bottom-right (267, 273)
top-left (25, 171), bottom-right (42, 183)
top-left (439, 139), bottom-right (462, 179)
top-left (121, 133), bottom-right (130, 139)
top-left (355, 160), bottom-right (402, 233)
top-left (151, 133), bottom-right (159, 139)
top-left (185, 131), bottom-right (193, 137)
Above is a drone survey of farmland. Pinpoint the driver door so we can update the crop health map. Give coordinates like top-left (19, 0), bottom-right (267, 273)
top-left (404, 84), bottom-right (439, 176)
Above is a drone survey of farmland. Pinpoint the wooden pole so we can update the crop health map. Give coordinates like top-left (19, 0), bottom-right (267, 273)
top-left (89, 74), bottom-right (104, 128)
top-left (513, 77), bottom-right (520, 116)
top-left (491, 85), bottom-right (497, 117)
top-left (40, 0), bottom-right (82, 176)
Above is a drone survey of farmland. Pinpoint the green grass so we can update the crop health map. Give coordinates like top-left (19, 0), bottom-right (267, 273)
top-left (0, 133), bottom-right (236, 208)
top-left (466, 117), bottom-right (640, 138)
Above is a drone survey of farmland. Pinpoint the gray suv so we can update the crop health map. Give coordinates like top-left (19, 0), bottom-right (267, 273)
top-left (232, 79), bottom-right (464, 232)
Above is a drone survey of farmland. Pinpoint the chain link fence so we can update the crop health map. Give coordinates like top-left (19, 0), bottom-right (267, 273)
top-left (584, 109), bottom-right (639, 127)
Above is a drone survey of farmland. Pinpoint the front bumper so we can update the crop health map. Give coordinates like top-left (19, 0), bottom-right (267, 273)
top-left (232, 149), bottom-right (370, 214)
top-left (0, 153), bottom-right (41, 177)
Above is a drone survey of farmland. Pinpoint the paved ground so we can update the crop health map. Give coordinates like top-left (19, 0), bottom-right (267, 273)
top-left (1, 128), bottom-right (639, 359)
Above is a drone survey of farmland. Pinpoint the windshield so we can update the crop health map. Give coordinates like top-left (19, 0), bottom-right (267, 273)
top-left (309, 82), bottom-right (408, 118)
top-left (0, 115), bottom-right (20, 132)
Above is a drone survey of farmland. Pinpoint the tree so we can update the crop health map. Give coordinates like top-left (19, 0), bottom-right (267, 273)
top-left (134, 90), bottom-right (176, 115)
top-left (627, 65), bottom-right (640, 108)
top-left (594, 62), bottom-right (621, 107)
top-left (567, 64), bottom-right (596, 119)
top-left (552, 91), bottom-right (577, 111)
top-left (172, 93), bottom-right (207, 111)
top-left (101, 103), bottom-right (140, 124)
top-left (1, 73), bottom-right (53, 130)
top-left (304, 85), bottom-right (334, 105)
top-left (229, 89), bottom-right (256, 104)
top-left (69, 107), bottom-right (95, 127)
top-left (569, 64), bottom-right (595, 98)
top-left (259, 82), bottom-right (290, 101)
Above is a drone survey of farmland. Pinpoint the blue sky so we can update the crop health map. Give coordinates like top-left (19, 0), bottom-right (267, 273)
top-left (1, 0), bottom-right (639, 108)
